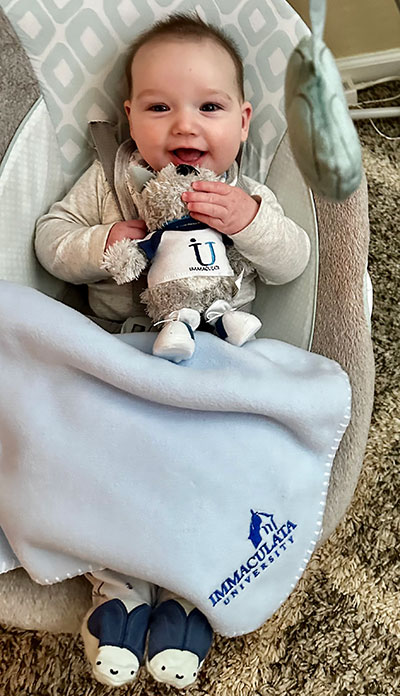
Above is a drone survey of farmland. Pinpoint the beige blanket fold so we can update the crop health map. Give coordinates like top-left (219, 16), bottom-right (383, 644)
top-left (313, 174), bottom-right (375, 542)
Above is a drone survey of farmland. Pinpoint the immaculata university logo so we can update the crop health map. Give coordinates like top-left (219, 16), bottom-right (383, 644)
top-left (208, 510), bottom-right (297, 608)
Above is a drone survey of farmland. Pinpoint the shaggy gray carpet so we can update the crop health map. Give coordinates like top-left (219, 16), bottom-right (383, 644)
top-left (0, 75), bottom-right (399, 695)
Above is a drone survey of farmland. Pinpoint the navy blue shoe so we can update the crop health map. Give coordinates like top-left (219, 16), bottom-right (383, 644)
top-left (146, 599), bottom-right (214, 688)
top-left (81, 598), bottom-right (151, 687)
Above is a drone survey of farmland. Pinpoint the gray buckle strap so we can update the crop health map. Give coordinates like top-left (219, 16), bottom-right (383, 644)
top-left (89, 120), bottom-right (123, 218)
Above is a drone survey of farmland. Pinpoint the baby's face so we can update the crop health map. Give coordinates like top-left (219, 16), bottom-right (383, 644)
top-left (124, 38), bottom-right (252, 175)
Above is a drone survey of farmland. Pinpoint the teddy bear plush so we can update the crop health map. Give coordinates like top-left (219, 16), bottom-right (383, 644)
top-left (102, 162), bottom-right (261, 362)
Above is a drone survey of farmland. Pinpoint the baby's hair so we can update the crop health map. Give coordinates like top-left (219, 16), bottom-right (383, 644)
top-left (125, 12), bottom-right (245, 101)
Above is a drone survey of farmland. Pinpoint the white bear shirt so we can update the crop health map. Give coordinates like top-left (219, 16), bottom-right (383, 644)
top-left (138, 222), bottom-right (234, 288)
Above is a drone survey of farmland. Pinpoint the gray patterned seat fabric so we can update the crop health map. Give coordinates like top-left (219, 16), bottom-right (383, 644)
top-left (0, 1), bottom-right (373, 633)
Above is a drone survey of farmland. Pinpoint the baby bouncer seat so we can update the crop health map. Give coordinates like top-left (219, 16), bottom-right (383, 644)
top-left (0, 0), bottom-right (374, 640)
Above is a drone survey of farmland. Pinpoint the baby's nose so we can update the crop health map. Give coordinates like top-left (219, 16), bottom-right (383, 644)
top-left (172, 110), bottom-right (197, 135)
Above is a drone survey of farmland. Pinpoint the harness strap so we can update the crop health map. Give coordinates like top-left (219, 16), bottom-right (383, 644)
top-left (89, 121), bottom-right (124, 218)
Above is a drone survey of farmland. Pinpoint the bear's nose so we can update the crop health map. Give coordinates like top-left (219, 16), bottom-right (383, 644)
top-left (176, 164), bottom-right (199, 176)
top-left (175, 673), bottom-right (184, 679)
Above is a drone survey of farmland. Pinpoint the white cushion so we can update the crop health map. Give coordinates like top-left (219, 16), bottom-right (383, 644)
top-left (0, 97), bottom-right (66, 298)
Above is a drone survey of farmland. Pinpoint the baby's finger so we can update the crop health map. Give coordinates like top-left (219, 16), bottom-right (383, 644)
top-left (189, 212), bottom-right (221, 229)
top-left (191, 180), bottom-right (231, 194)
top-left (182, 191), bottom-right (227, 206)
top-left (186, 200), bottom-right (226, 221)
top-left (126, 219), bottom-right (147, 229)
top-left (125, 230), bottom-right (147, 241)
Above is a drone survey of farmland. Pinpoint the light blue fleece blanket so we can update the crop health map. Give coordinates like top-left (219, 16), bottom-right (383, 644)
top-left (0, 281), bottom-right (351, 636)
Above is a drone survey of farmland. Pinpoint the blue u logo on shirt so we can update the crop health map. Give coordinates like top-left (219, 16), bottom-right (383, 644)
top-left (188, 238), bottom-right (216, 266)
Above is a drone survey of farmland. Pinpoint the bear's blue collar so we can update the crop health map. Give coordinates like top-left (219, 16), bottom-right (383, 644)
top-left (138, 216), bottom-right (232, 261)
top-left (157, 215), bottom-right (208, 233)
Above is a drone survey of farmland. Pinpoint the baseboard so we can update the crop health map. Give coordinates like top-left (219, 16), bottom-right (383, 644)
top-left (336, 48), bottom-right (400, 87)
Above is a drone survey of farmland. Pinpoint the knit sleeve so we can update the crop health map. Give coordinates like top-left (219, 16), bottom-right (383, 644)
top-left (232, 175), bottom-right (311, 285)
top-left (34, 160), bottom-right (120, 284)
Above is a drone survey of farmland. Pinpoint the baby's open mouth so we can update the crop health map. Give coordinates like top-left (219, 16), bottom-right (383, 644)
top-left (172, 148), bottom-right (205, 163)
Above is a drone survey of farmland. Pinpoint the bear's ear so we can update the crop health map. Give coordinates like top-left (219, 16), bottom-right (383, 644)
top-left (129, 166), bottom-right (155, 192)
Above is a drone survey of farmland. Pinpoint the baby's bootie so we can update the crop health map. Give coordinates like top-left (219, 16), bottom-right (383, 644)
top-left (81, 597), bottom-right (151, 687)
top-left (204, 300), bottom-right (261, 346)
top-left (82, 572), bottom-right (156, 687)
top-left (146, 594), bottom-right (214, 689)
top-left (153, 308), bottom-right (201, 363)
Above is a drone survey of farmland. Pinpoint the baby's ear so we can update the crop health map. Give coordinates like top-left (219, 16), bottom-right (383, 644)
top-left (129, 166), bottom-right (155, 192)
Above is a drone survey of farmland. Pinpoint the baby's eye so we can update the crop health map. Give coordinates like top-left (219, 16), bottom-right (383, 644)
top-left (200, 103), bottom-right (221, 112)
top-left (149, 104), bottom-right (169, 112)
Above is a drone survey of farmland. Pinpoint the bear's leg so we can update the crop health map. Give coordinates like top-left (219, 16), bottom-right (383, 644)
top-left (146, 588), bottom-right (214, 689)
top-left (81, 570), bottom-right (157, 687)
top-left (204, 300), bottom-right (261, 346)
top-left (152, 308), bottom-right (201, 363)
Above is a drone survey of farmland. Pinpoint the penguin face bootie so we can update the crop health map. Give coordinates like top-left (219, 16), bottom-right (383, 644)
top-left (81, 598), bottom-right (151, 687)
top-left (146, 598), bottom-right (214, 689)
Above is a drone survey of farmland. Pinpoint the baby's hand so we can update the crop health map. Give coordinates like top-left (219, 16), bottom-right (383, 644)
top-left (182, 181), bottom-right (260, 235)
top-left (105, 220), bottom-right (147, 251)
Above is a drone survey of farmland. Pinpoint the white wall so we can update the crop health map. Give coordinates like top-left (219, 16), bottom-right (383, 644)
top-left (289, 0), bottom-right (400, 58)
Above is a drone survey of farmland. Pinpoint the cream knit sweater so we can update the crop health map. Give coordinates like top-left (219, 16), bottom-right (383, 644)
top-left (35, 150), bottom-right (311, 321)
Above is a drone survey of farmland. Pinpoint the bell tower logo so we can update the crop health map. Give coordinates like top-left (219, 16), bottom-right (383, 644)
top-left (248, 509), bottom-right (278, 549)
top-left (208, 509), bottom-right (298, 609)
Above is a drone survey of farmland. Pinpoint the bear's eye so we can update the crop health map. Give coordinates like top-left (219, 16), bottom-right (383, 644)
top-left (131, 670), bottom-right (135, 675)
top-left (161, 666), bottom-right (166, 671)
top-left (96, 661), bottom-right (101, 665)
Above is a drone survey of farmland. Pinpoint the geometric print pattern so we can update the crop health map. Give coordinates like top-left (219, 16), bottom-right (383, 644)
top-left (2, 0), bottom-right (308, 187)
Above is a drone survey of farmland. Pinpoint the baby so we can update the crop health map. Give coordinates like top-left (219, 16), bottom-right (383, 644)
top-left (35, 12), bottom-right (310, 690)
